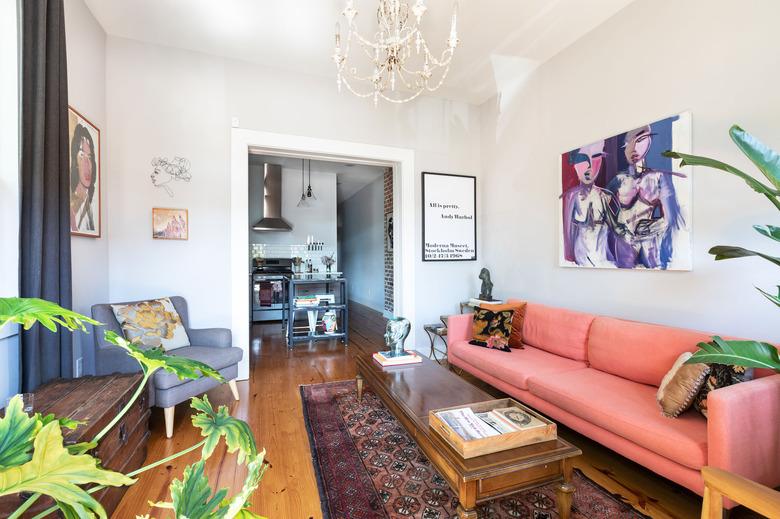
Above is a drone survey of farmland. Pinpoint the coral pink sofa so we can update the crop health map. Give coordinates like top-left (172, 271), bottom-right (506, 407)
top-left (446, 300), bottom-right (780, 504)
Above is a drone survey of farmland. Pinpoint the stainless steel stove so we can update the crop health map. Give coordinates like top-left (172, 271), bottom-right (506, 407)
top-left (252, 258), bottom-right (294, 322)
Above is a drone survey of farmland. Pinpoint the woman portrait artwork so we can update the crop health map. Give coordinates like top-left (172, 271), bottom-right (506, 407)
top-left (68, 107), bottom-right (101, 237)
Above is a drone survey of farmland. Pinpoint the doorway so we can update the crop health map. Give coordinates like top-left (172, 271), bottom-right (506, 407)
top-left (230, 129), bottom-right (415, 379)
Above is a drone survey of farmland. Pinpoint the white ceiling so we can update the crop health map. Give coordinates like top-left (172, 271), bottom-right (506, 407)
top-left (83, 0), bottom-right (636, 105)
top-left (252, 154), bottom-right (385, 204)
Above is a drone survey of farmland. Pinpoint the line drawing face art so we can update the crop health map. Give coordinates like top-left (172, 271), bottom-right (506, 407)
top-left (560, 113), bottom-right (692, 271)
top-left (151, 157), bottom-right (192, 197)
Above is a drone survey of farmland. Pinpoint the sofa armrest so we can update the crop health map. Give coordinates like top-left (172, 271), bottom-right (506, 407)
top-left (188, 327), bottom-right (232, 348)
top-left (708, 374), bottom-right (780, 490)
top-left (446, 313), bottom-right (472, 345)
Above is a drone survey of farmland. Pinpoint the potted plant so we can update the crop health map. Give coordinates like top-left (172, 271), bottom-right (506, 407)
top-left (664, 126), bottom-right (780, 370)
top-left (0, 297), bottom-right (267, 518)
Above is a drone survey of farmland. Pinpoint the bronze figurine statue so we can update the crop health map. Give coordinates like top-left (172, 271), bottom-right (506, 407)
top-left (478, 268), bottom-right (494, 301)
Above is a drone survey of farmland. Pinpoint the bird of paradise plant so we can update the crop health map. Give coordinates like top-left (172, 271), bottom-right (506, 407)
top-left (664, 125), bottom-right (780, 371)
top-left (0, 297), bottom-right (267, 519)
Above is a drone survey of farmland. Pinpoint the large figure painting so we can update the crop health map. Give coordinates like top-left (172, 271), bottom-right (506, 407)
top-left (559, 113), bottom-right (691, 270)
top-left (69, 107), bottom-right (101, 237)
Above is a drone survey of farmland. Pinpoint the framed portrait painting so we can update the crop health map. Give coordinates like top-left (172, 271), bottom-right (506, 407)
top-left (152, 208), bottom-right (189, 240)
top-left (68, 106), bottom-right (101, 237)
top-left (559, 112), bottom-right (692, 271)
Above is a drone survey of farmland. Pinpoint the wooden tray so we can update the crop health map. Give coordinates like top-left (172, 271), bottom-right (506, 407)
top-left (429, 398), bottom-right (557, 459)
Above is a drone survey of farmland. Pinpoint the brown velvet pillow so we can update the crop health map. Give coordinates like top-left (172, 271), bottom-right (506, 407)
top-left (693, 363), bottom-right (754, 418)
top-left (469, 307), bottom-right (514, 352)
top-left (656, 352), bottom-right (711, 418)
top-left (482, 301), bottom-right (526, 349)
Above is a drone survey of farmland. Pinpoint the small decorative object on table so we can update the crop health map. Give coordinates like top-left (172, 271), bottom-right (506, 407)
top-left (292, 256), bottom-right (303, 273)
top-left (321, 253), bottom-right (335, 272)
top-left (373, 317), bottom-right (420, 366)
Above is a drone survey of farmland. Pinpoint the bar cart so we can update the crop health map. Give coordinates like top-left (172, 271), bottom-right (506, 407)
top-left (286, 274), bottom-right (348, 347)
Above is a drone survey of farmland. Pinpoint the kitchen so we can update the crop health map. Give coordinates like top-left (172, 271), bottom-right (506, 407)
top-left (248, 153), bottom-right (387, 348)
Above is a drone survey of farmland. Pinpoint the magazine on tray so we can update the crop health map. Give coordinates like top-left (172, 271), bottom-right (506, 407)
top-left (435, 408), bottom-right (499, 441)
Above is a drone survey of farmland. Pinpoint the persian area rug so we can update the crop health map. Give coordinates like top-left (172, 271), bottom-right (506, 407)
top-left (301, 380), bottom-right (648, 519)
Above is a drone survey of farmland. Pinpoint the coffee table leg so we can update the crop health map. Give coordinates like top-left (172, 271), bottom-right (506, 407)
top-left (456, 480), bottom-right (478, 519)
top-left (556, 459), bottom-right (575, 519)
top-left (356, 373), bottom-right (364, 402)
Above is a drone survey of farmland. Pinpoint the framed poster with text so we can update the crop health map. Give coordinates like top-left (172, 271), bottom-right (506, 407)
top-left (422, 172), bottom-right (476, 261)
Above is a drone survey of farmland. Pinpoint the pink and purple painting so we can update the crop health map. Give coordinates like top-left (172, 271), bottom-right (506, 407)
top-left (559, 113), bottom-right (691, 270)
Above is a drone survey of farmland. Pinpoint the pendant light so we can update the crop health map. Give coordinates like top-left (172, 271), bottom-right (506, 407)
top-left (297, 158), bottom-right (309, 207)
top-left (306, 159), bottom-right (317, 200)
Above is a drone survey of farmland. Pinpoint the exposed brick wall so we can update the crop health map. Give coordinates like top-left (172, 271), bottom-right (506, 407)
top-left (384, 168), bottom-right (394, 314)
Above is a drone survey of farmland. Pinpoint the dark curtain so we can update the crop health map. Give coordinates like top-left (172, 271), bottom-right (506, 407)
top-left (20, 0), bottom-right (73, 391)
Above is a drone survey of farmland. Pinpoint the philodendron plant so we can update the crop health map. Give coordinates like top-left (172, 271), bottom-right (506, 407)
top-left (664, 125), bottom-right (780, 371)
top-left (0, 297), bottom-right (267, 519)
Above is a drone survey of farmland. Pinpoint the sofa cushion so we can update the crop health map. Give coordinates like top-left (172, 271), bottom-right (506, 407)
top-left (588, 317), bottom-right (711, 387)
top-left (521, 303), bottom-right (594, 361)
top-left (449, 340), bottom-right (586, 390)
top-left (153, 346), bottom-right (243, 390)
top-left (527, 368), bottom-right (707, 469)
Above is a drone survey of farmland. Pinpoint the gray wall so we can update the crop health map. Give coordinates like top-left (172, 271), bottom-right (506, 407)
top-left (339, 177), bottom-right (385, 312)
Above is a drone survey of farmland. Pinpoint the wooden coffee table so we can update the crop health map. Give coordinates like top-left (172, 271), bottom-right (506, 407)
top-left (355, 353), bottom-right (581, 519)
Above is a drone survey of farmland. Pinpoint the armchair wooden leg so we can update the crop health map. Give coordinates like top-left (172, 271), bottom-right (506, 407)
top-left (163, 406), bottom-right (175, 438)
top-left (228, 379), bottom-right (240, 401)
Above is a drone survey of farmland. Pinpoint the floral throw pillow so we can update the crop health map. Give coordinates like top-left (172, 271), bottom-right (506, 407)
top-left (468, 307), bottom-right (513, 352)
top-left (111, 297), bottom-right (191, 351)
top-left (692, 363), bottom-right (754, 418)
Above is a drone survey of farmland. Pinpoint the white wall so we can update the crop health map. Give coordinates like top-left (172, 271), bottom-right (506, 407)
top-left (0, 0), bottom-right (20, 402)
top-left (106, 36), bottom-right (482, 351)
top-left (65, 0), bottom-right (108, 375)
top-left (248, 159), bottom-right (338, 262)
top-left (340, 177), bottom-right (385, 312)
top-left (480, 0), bottom-right (780, 342)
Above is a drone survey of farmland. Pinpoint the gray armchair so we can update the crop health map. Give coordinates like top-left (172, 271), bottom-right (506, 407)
top-left (89, 296), bottom-right (243, 437)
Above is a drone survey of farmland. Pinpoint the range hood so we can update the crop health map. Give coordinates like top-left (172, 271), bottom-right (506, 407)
top-left (252, 163), bottom-right (292, 232)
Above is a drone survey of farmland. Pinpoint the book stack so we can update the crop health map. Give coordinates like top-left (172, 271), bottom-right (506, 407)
top-left (372, 349), bottom-right (422, 367)
top-left (435, 406), bottom-right (544, 440)
top-left (294, 296), bottom-right (319, 307)
top-left (468, 297), bottom-right (504, 307)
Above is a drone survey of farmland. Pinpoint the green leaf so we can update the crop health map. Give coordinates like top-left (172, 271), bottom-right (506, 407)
top-left (191, 396), bottom-right (257, 464)
top-left (730, 124), bottom-right (780, 191)
top-left (0, 297), bottom-right (101, 333)
top-left (0, 395), bottom-right (40, 470)
top-left (663, 151), bottom-right (780, 211)
top-left (150, 459), bottom-right (228, 519)
top-left (685, 336), bottom-right (780, 371)
top-left (219, 450), bottom-right (267, 519)
top-left (757, 286), bottom-right (780, 309)
top-left (0, 421), bottom-right (135, 519)
top-left (104, 331), bottom-right (225, 383)
top-left (708, 245), bottom-right (780, 268)
top-left (753, 224), bottom-right (780, 242)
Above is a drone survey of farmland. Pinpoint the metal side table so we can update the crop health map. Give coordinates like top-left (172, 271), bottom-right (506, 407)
top-left (423, 315), bottom-right (449, 364)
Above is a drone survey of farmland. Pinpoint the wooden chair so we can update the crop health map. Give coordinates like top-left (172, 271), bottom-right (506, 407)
top-left (701, 466), bottom-right (780, 519)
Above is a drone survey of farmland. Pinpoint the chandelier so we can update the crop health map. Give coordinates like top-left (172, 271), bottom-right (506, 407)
top-left (333, 0), bottom-right (459, 105)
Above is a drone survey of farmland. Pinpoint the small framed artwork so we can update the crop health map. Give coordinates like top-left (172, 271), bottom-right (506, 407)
top-left (422, 172), bottom-right (477, 261)
top-left (68, 106), bottom-right (101, 237)
top-left (152, 208), bottom-right (188, 240)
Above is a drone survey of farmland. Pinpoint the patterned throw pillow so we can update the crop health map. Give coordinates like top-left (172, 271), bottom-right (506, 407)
top-left (468, 307), bottom-right (514, 352)
top-left (656, 352), bottom-right (711, 418)
top-left (111, 297), bottom-right (191, 351)
top-left (693, 364), bottom-right (754, 418)
top-left (482, 301), bottom-right (526, 349)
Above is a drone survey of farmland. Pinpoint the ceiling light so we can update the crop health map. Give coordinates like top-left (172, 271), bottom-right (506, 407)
top-left (333, 0), bottom-right (460, 106)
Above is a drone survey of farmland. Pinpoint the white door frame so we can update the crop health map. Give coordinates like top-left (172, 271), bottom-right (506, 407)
top-left (230, 128), bottom-right (415, 379)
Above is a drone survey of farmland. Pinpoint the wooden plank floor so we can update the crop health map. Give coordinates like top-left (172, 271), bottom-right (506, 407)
top-left (114, 302), bottom-right (756, 518)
